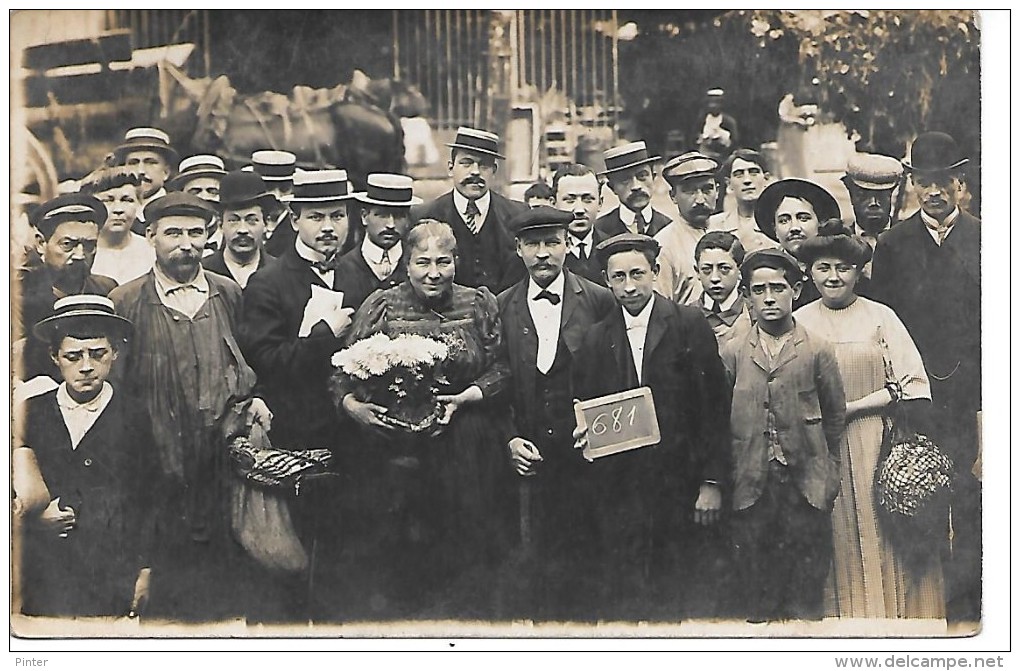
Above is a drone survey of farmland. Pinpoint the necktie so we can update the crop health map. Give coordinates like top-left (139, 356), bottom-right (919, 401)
top-left (636, 211), bottom-right (648, 235)
top-left (380, 249), bottom-right (393, 278)
top-left (576, 241), bottom-right (587, 261)
top-left (711, 300), bottom-right (722, 314)
top-left (533, 290), bottom-right (561, 305)
top-left (464, 199), bottom-right (481, 234)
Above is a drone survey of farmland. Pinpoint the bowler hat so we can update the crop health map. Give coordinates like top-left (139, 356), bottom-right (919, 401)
top-left (754, 179), bottom-right (841, 241)
top-left (168, 154), bottom-right (227, 191)
top-left (216, 171), bottom-right (279, 213)
top-left (143, 192), bottom-right (217, 226)
top-left (843, 153), bottom-right (903, 190)
top-left (740, 247), bottom-right (803, 285)
top-left (292, 170), bottom-right (357, 203)
top-left (33, 294), bottom-right (133, 345)
top-left (446, 127), bottom-right (505, 160)
top-left (251, 150), bottom-right (297, 182)
top-left (507, 205), bottom-right (573, 239)
top-left (112, 127), bottom-right (179, 166)
top-left (594, 232), bottom-right (660, 270)
top-left (902, 131), bottom-right (968, 173)
top-left (355, 173), bottom-right (422, 207)
top-left (662, 151), bottom-right (719, 186)
top-left (31, 193), bottom-right (107, 236)
top-left (598, 141), bottom-right (661, 177)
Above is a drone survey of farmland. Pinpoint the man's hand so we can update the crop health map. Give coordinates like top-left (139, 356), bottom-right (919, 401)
top-left (693, 482), bottom-right (722, 526)
top-left (508, 437), bottom-right (543, 476)
top-left (342, 393), bottom-right (395, 432)
top-left (129, 567), bottom-right (151, 617)
top-left (38, 497), bottom-right (76, 537)
top-left (572, 424), bottom-right (593, 462)
top-left (246, 397), bottom-right (273, 433)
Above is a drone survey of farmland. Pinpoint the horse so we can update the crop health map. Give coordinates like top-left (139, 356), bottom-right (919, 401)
top-left (156, 62), bottom-right (430, 189)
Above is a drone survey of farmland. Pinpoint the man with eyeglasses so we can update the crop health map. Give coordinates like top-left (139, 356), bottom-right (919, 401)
top-left (15, 194), bottom-right (118, 388)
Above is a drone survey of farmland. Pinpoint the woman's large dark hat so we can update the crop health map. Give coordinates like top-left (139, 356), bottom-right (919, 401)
top-left (216, 171), bottom-right (280, 213)
top-left (32, 295), bottom-right (133, 345)
top-left (754, 179), bottom-right (841, 241)
top-left (902, 131), bottom-right (968, 173)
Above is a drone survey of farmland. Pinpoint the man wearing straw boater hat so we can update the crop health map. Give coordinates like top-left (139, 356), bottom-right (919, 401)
top-left (594, 140), bottom-right (673, 240)
top-left (169, 154), bottom-right (229, 256)
top-left (250, 150), bottom-right (300, 258)
top-left (110, 192), bottom-right (276, 620)
top-left (111, 127), bottom-right (179, 231)
top-left (871, 131), bottom-right (981, 623)
top-left (412, 126), bottom-right (527, 292)
top-left (240, 169), bottom-right (358, 452)
top-left (201, 171), bottom-right (278, 289)
top-left (15, 295), bottom-right (157, 618)
top-left (334, 173), bottom-right (422, 309)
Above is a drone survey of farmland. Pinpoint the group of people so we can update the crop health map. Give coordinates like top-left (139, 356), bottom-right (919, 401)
top-left (11, 120), bottom-right (980, 626)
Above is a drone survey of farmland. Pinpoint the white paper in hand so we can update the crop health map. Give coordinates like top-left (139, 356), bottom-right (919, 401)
top-left (298, 285), bottom-right (346, 337)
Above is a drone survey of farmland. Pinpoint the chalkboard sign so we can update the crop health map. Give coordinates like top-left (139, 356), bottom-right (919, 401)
top-left (574, 386), bottom-right (661, 460)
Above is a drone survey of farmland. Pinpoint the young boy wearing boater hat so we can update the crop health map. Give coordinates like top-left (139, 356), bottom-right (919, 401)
top-left (15, 295), bottom-right (157, 617)
top-left (572, 232), bottom-right (730, 620)
top-left (721, 247), bottom-right (846, 622)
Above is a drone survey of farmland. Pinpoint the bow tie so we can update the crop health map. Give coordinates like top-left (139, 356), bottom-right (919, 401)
top-left (533, 290), bottom-right (561, 305)
top-left (311, 253), bottom-right (339, 273)
top-left (204, 240), bottom-right (219, 253)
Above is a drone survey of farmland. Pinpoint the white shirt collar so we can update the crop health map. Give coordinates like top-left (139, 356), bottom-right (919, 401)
top-left (568, 229), bottom-right (595, 257)
top-left (528, 271), bottom-right (566, 301)
top-left (56, 381), bottom-right (114, 449)
top-left (152, 263), bottom-right (209, 295)
top-left (453, 189), bottom-right (491, 227)
top-left (622, 295), bottom-right (655, 330)
top-left (919, 207), bottom-right (960, 245)
top-left (361, 236), bottom-right (402, 266)
top-left (702, 288), bottom-right (740, 312)
top-left (619, 204), bottom-right (654, 228)
top-left (295, 236), bottom-right (328, 263)
top-left (223, 249), bottom-right (261, 288)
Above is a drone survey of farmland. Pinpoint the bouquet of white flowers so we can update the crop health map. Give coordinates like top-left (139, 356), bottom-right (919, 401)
top-left (331, 332), bottom-right (454, 433)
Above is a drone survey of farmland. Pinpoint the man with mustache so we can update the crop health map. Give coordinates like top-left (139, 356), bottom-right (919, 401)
top-left (554, 163), bottom-right (605, 284)
top-left (111, 127), bottom-right (178, 233)
top-left (14, 194), bottom-right (118, 387)
top-left (168, 154), bottom-right (227, 257)
top-left (109, 193), bottom-right (278, 620)
top-left (201, 171), bottom-right (277, 290)
top-left (653, 152), bottom-right (720, 305)
top-left (870, 132), bottom-right (981, 623)
top-left (412, 127), bottom-right (527, 292)
top-left (594, 141), bottom-right (672, 240)
top-left (841, 153), bottom-right (904, 281)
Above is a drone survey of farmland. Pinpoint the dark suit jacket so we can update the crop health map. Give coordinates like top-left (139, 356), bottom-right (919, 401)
top-left (333, 246), bottom-right (407, 312)
top-left (563, 247), bottom-right (605, 285)
top-left (239, 244), bottom-right (348, 449)
top-left (573, 294), bottom-right (731, 531)
top-left (18, 388), bottom-right (158, 616)
top-left (720, 323), bottom-right (846, 512)
top-left (201, 249), bottom-right (275, 288)
top-left (411, 190), bottom-right (527, 292)
top-left (594, 207), bottom-right (672, 240)
top-left (263, 209), bottom-right (297, 259)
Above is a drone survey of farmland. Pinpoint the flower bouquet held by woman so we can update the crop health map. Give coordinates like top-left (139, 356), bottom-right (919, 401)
top-left (331, 331), bottom-right (461, 433)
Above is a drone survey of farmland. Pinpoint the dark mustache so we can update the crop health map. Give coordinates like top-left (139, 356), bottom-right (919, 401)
top-left (462, 177), bottom-right (486, 185)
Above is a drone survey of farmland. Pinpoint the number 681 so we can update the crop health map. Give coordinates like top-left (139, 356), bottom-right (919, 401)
top-left (590, 404), bottom-right (637, 436)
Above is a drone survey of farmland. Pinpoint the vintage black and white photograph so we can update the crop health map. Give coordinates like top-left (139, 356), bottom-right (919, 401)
top-left (8, 8), bottom-right (1002, 651)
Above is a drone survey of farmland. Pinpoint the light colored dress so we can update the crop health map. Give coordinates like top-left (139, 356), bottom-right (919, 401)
top-left (796, 296), bottom-right (946, 619)
top-left (92, 233), bottom-right (156, 285)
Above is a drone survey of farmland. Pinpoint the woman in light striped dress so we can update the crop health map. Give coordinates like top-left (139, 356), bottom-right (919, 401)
top-left (794, 226), bottom-right (945, 619)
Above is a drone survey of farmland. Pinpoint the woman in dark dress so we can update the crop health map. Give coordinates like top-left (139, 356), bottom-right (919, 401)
top-left (334, 219), bottom-right (513, 619)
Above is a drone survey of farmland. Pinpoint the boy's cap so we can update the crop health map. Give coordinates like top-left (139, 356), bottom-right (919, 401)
top-left (594, 232), bottom-right (660, 269)
top-left (741, 247), bottom-right (802, 283)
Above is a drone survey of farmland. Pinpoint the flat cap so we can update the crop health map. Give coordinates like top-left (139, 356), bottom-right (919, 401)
top-left (844, 153), bottom-right (903, 190)
top-left (507, 205), bottom-right (574, 238)
top-left (740, 247), bottom-right (802, 284)
top-left (662, 151), bottom-right (719, 185)
top-left (143, 192), bottom-right (217, 225)
top-left (594, 232), bottom-right (660, 270)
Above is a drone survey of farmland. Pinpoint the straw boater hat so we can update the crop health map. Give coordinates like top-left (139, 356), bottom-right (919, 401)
top-left (111, 127), bottom-right (179, 166)
top-left (598, 141), bottom-right (661, 177)
top-left (33, 294), bottom-right (133, 345)
top-left (706, 88), bottom-right (725, 98)
top-left (842, 153), bottom-right (903, 191)
top-left (30, 193), bottom-right (107, 235)
top-left (250, 150), bottom-right (298, 182)
top-left (901, 131), bottom-right (969, 173)
top-left (215, 171), bottom-right (280, 213)
top-left (446, 127), bottom-right (505, 160)
top-left (168, 155), bottom-right (227, 191)
top-left (754, 179), bottom-right (841, 242)
top-left (661, 151), bottom-right (719, 186)
top-left (355, 173), bottom-right (422, 207)
top-left (291, 170), bottom-right (357, 203)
